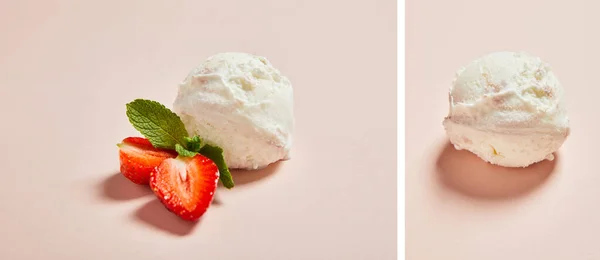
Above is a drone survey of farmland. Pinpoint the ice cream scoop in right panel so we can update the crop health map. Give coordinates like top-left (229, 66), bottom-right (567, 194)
top-left (443, 51), bottom-right (570, 168)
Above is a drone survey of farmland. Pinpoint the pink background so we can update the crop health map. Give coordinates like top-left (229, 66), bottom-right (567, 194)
top-left (407, 0), bottom-right (598, 259)
top-left (0, 1), bottom-right (396, 259)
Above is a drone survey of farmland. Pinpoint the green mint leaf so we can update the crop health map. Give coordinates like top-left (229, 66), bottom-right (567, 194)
top-left (125, 99), bottom-right (189, 150)
top-left (175, 143), bottom-right (198, 157)
top-left (200, 144), bottom-right (234, 189)
top-left (184, 136), bottom-right (204, 152)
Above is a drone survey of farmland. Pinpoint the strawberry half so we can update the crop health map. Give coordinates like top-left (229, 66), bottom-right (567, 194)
top-left (117, 137), bottom-right (177, 184)
top-left (150, 154), bottom-right (219, 221)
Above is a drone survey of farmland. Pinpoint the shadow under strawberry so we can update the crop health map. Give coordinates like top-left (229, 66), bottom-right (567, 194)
top-left (133, 200), bottom-right (199, 236)
top-left (100, 172), bottom-right (153, 201)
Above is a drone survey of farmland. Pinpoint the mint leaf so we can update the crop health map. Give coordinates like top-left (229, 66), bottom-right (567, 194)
top-left (126, 99), bottom-right (189, 150)
top-left (200, 144), bottom-right (234, 189)
top-left (175, 143), bottom-right (198, 157)
top-left (184, 136), bottom-right (204, 152)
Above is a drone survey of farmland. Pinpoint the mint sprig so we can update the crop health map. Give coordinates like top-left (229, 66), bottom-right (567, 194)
top-left (126, 99), bottom-right (189, 150)
top-left (175, 143), bottom-right (198, 157)
top-left (184, 136), bottom-right (204, 152)
top-left (200, 144), bottom-right (234, 189)
top-left (125, 99), bottom-right (235, 189)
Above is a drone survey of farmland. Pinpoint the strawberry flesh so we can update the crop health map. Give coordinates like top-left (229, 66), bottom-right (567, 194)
top-left (118, 137), bottom-right (177, 185)
top-left (150, 154), bottom-right (219, 221)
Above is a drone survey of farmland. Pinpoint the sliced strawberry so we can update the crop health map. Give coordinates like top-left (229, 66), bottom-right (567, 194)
top-left (117, 137), bottom-right (177, 185)
top-left (150, 154), bottom-right (219, 221)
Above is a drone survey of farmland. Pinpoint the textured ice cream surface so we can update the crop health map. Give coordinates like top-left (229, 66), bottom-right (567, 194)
top-left (173, 52), bottom-right (294, 170)
top-left (443, 51), bottom-right (569, 167)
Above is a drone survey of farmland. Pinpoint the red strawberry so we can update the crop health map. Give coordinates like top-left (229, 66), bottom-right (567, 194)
top-left (150, 154), bottom-right (219, 221)
top-left (117, 137), bottom-right (177, 185)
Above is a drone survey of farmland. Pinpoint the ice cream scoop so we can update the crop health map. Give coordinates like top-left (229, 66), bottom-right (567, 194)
top-left (443, 51), bottom-right (569, 167)
top-left (173, 52), bottom-right (294, 170)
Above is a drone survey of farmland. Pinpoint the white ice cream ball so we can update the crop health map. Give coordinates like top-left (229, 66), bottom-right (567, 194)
top-left (443, 51), bottom-right (570, 167)
top-left (173, 52), bottom-right (294, 170)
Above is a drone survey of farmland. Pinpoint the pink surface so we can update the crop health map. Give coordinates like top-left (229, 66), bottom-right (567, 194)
top-left (0, 1), bottom-right (396, 259)
top-left (407, 0), bottom-right (596, 259)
